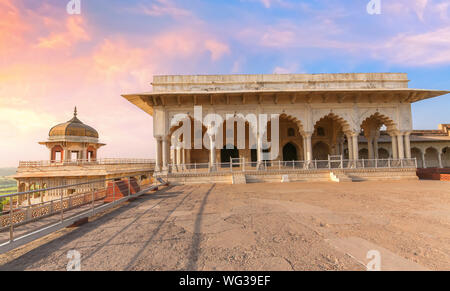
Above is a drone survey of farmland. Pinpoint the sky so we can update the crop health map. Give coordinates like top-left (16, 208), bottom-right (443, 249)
top-left (1, 0), bottom-right (450, 167)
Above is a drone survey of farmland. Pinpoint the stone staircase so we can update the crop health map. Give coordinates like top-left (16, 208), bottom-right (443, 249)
top-left (330, 171), bottom-right (353, 183)
top-left (104, 178), bottom-right (141, 203)
top-left (232, 173), bottom-right (247, 184)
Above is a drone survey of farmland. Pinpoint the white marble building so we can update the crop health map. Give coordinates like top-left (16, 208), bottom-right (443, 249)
top-left (123, 73), bottom-right (450, 183)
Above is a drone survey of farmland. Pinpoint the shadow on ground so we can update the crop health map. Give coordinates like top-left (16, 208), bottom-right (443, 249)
top-left (0, 185), bottom-right (183, 271)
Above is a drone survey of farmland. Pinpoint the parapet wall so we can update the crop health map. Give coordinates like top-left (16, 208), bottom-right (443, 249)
top-left (164, 168), bottom-right (418, 185)
top-left (152, 73), bottom-right (409, 93)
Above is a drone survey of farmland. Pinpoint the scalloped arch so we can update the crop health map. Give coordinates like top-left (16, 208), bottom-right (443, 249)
top-left (313, 113), bottom-right (352, 133)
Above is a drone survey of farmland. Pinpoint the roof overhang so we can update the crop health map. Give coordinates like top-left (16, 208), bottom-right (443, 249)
top-left (122, 88), bottom-right (450, 116)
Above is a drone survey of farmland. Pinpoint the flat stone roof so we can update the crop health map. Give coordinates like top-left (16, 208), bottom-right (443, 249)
top-left (122, 73), bottom-right (450, 116)
top-left (151, 73), bottom-right (410, 92)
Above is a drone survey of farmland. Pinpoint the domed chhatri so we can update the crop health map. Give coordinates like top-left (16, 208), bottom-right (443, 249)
top-left (40, 107), bottom-right (105, 162)
top-left (49, 107), bottom-right (99, 139)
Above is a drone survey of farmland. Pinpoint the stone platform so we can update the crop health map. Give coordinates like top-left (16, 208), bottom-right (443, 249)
top-left (161, 168), bottom-right (418, 185)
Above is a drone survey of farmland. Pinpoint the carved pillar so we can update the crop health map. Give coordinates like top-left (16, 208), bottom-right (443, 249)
top-left (155, 137), bottom-right (162, 173)
top-left (257, 134), bottom-right (263, 167)
top-left (397, 133), bottom-right (405, 159)
top-left (63, 149), bottom-right (70, 162)
top-left (304, 133), bottom-right (313, 163)
top-left (404, 133), bottom-right (411, 159)
top-left (346, 133), bottom-right (353, 161)
top-left (438, 152), bottom-right (443, 168)
top-left (176, 146), bottom-right (182, 166)
top-left (162, 137), bottom-right (169, 171)
top-left (367, 136), bottom-right (374, 160)
top-left (80, 145), bottom-right (86, 161)
top-left (374, 137), bottom-right (379, 159)
top-left (352, 133), bottom-right (359, 161)
top-left (390, 134), bottom-right (398, 159)
top-left (186, 149), bottom-right (191, 164)
top-left (302, 137), bottom-right (307, 161)
top-left (171, 147), bottom-right (176, 167)
top-left (422, 152), bottom-right (426, 168)
top-left (209, 135), bottom-right (217, 171)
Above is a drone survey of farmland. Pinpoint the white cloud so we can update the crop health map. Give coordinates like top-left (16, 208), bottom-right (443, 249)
top-left (273, 63), bottom-right (301, 74)
top-left (379, 27), bottom-right (450, 66)
top-left (137, 0), bottom-right (191, 17)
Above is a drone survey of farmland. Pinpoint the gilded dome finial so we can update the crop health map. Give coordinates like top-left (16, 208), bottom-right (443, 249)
top-left (74, 106), bottom-right (77, 117)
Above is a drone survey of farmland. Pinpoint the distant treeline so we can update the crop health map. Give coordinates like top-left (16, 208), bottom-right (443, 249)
top-left (0, 177), bottom-right (16, 188)
top-left (0, 167), bottom-right (17, 177)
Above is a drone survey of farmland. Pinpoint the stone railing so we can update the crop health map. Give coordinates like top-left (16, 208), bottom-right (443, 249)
top-left (0, 174), bottom-right (156, 253)
top-left (0, 189), bottom-right (107, 229)
top-left (166, 158), bottom-right (417, 175)
top-left (18, 158), bottom-right (155, 168)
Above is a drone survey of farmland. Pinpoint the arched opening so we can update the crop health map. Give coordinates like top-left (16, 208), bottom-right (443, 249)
top-left (411, 148), bottom-right (423, 168)
top-left (283, 143), bottom-right (298, 161)
top-left (313, 142), bottom-right (330, 160)
top-left (313, 114), bottom-right (349, 158)
top-left (443, 147), bottom-right (450, 168)
top-left (40, 183), bottom-right (47, 202)
top-left (51, 145), bottom-right (64, 162)
top-left (359, 148), bottom-right (369, 160)
top-left (425, 147), bottom-right (439, 168)
top-left (18, 183), bottom-right (26, 192)
top-left (169, 116), bottom-right (209, 165)
top-left (86, 146), bottom-right (96, 161)
top-left (378, 148), bottom-right (390, 159)
top-left (360, 113), bottom-right (397, 160)
top-left (221, 144), bottom-right (239, 166)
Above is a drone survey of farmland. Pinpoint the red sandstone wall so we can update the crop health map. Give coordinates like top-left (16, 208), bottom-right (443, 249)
top-left (417, 168), bottom-right (450, 181)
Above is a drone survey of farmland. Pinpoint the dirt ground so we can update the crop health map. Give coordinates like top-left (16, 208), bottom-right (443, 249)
top-left (0, 180), bottom-right (449, 271)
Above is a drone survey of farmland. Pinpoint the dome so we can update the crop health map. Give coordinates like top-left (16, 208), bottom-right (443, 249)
top-left (49, 107), bottom-right (99, 138)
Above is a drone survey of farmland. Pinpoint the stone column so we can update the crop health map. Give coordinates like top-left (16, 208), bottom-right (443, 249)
top-left (210, 136), bottom-right (217, 171)
top-left (162, 137), bottom-right (169, 172)
top-left (176, 146), bottom-right (182, 166)
top-left (397, 133), bottom-right (405, 159)
top-left (171, 147), bottom-right (175, 168)
top-left (352, 134), bottom-right (359, 161)
top-left (367, 137), bottom-right (374, 160)
top-left (257, 134), bottom-right (263, 167)
top-left (186, 149), bottom-right (191, 164)
top-left (155, 137), bottom-right (162, 173)
top-left (80, 145), bottom-right (86, 161)
top-left (391, 135), bottom-right (398, 159)
top-left (304, 133), bottom-right (313, 163)
top-left (374, 137), bottom-right (379, 159)
top-left (302, 137), bottom-right (307, 161)
top-left (346, 133), bottom-right (353, 161)
top-left (63, 149), bottom-right (69, 162)
top-left (422, 152), bottom-right (427, 168)
top-left (438, 152), bottom-right (443, 168)
top-left (404, 133), bottom-right (411, 159)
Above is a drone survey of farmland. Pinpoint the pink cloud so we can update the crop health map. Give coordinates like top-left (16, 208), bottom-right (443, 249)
top-left (0, 0), bottom-right (29, 54)
top-left (379, 27), bottom-right (450, 66)
top-left (0, 1), bottom-right (231, 167)
top-left (154, 29), bottom-right (230, 60)
top-left (37, 16), bottom-right (90, 49)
